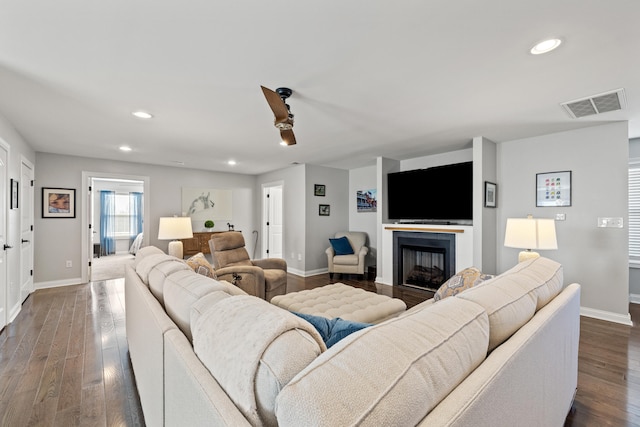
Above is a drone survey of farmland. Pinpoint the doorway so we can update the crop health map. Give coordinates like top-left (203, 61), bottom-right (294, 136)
top-left (81, 172), bottom-right (150, 283)
top-left (262, 182), bottom-right (284, 259)
top-left (19, 157), bottom-right (34, 302)
top-left (0, 139), bottom-right (8, 329)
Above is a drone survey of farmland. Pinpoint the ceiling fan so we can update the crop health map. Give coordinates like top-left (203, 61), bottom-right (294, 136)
top-left (261, 86), bottom-right (296, 146)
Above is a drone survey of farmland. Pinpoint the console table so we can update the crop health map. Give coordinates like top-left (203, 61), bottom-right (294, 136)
top-left (180, 231), bottom-right (226, 257)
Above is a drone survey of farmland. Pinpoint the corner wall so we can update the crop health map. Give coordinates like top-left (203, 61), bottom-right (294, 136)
top-left (498, 122), bottom-right (630, 324)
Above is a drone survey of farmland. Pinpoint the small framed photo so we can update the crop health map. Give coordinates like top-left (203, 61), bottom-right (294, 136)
top-left (42, 187), bottom-right (76, 218)
top-left (10, 179), bottom-right (18, 209)
top-left (319, 204), bottom-right (330, 216)
top-left (484, 181), bottom-right (496, 208)
top-left (536, 171), bottom-right (571, 207)
top-left (314, 184), bottom-right (326, 197)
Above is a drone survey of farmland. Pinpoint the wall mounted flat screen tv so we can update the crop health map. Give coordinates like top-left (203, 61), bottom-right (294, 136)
top-left (387, 161), bottom-right (473, 224)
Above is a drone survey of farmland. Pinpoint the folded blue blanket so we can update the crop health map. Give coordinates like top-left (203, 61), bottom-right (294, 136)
top-left (292, 312), bottom-right (372, 348)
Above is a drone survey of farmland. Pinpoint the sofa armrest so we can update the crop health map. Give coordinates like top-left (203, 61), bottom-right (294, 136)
top-left (252, 258), bottom-right (287, 271)
top-left (325, 247), bottom-right (335, 270)
top-left (215, 266), bottom-right (265, 299)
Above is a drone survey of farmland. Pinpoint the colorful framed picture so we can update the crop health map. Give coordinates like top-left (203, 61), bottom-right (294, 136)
top-left (319, 204), bottom-right (330, 216)
top-left (10, 179), bottom-right (18, 209)
top-left (536, 171), bottom-right (571, 207)
top-left (357, 189), bottom-right (377, 212)
top-left (484, 181), bottom-right (496, 208)
top-left (42, 187), bottom-right (76, 218)
top-left (314, 184), bottom-right (326, 197)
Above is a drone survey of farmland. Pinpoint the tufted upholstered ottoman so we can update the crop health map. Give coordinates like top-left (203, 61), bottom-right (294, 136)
top-left (270, 283), bottom-right (407, 324)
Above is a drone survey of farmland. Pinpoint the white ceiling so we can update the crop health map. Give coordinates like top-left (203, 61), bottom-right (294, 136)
top-left (0, 1), bottom-right (638, 175)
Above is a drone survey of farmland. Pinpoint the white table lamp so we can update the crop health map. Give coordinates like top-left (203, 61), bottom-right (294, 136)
top-left (158, 217), bottom-right (193, 259)
top-left (504, 215), bottom-right (557, 262)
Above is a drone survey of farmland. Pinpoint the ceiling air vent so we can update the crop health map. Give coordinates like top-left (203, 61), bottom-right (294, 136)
top-left (560, 88), bottom-right (626, 119)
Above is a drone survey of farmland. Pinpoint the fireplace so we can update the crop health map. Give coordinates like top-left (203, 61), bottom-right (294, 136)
top-left (393, 231), bottom-right (455, 290)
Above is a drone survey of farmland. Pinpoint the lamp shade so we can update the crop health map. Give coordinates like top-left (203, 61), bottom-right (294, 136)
top-left (158, 217), bottom-right (193, 240)
top-left (504, 217), bottom-right (557, 250)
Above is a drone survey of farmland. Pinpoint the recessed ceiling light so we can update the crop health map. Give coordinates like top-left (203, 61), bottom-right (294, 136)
top-left (119, 145), bottom-right (132, 152)
top-left (530, 38), bottom-right (562, 55)
top-left (132, 111), bottom-right (153, 119)
top-left (227, 160), bottom-right (237, 166)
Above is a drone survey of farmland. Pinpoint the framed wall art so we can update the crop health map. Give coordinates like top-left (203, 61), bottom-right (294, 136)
top-left (42, 187), bottom-right (76, 218)
top-left (357, 189), bottom-right (377, 212)
top-left (536, 171), bottom-right (571, 207)
top-left (314, 184), bottom-right (326, 197)
top-left (484, 181), bottom-right (496, 208)
top-left (319, 204), bottom-right (330, 216)
top-left (10, 179), bottom-right (18, 209)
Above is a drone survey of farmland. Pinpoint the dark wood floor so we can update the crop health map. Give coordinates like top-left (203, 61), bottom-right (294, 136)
top-left (0, 273), bottom-right (638, 426)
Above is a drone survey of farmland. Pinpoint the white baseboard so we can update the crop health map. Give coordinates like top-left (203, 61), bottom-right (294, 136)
top-left (8, 301), bottom-right (21, 323)
top-left (35, 278), bottom-right (84, 290)
top-left (630, 293), bottom-right (640, 304)
top-left (580, 306), bottom-right (633, 326)
top-left (287, 268), bottom-right (327, 278)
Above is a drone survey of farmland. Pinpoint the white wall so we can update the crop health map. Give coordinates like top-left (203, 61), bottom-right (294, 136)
top-left (306, 165), bottom-right (349, 273)
top-left (257, 164), bottom-right (306, 274)
top-left (35, 153), bottom-right (256, 286)
top-left (0, 114), bottom-right (36, 321)
top-left (473, 137), bottom-right (498, 274)
top-left (498, 122), bottom-right (630, 323)
top-left (349, 165), bottom-right (377, 269)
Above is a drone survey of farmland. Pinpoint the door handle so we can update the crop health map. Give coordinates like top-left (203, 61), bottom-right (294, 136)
top-left (3, 244), bottom-right (12, 250)
top-left (21, 239), bottom-right (30, 243)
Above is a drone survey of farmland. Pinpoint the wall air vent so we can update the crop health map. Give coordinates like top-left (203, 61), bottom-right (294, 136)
top-left (560, 88), bottom-right (626, 119)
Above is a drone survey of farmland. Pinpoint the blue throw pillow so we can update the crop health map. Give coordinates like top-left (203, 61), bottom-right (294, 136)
top-left (329, 236), bottom-right (354, 255)
top-left (293, 312), bottom-right (371, 348)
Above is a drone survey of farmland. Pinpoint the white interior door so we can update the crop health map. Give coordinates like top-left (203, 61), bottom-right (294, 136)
top-left (263, 184), bottom-right (283, 259)
top-left (0, 141), bottom-right (8, 328)
top-left (20, 158), bottom-right (34, 301)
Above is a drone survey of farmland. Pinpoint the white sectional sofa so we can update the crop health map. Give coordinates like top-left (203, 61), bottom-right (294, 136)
top-left (126, 246), bottom-right (580, 426)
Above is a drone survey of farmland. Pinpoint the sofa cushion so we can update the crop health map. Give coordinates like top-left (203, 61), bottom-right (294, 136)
top-left (185, 252), bottom-right (217, 279)
top-left (275, 297), bottom-right (489, 427)
top-left (329, 235), bottom-right (354, 255)
top-left (135, 253), bottom-right (181, 286)
top-left (190, 291), bottom-right (231, 331)
top-left (192, 295), bottom-right (326, 426)
top-left (505, 257), bottom-right (564, 310)
top-left (133, 245), bottom-right (164, 268)
top-left (455, 258), bottom-right (562, 351)
top-left (434, 267), bottom-right (495, 301)
top-left (163, 271), bottom-right (247, 342)
top-left (147, 259), bottom-right (193, 304)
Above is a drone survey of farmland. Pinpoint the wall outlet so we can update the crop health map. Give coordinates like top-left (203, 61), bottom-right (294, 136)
top-left (66, 260), bottom-right (72, 268)
top-left (555, 213), bottom-right (566, 221)
top-left (597, 217), bottom-right (623, 228)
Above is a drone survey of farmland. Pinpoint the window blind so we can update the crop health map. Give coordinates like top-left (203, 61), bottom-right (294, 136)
top-left (629, 161), bottom-right (640, 263)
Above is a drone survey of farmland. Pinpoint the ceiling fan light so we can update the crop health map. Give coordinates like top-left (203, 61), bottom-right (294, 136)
top-left (530, 38), bottom-right (562, 55)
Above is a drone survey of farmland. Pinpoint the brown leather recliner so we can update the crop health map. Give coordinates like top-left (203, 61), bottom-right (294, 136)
top-left (208, 231), bottom-right (287, 300)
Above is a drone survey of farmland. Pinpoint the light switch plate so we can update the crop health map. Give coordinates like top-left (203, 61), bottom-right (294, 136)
top-left (555, 213), bottom-right (566, 221)
top-left (597, 217), bottom-right (623, 228)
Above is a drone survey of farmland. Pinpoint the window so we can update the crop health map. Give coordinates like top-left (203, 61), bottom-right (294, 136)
top-left (629, 160), bottom-right (640, 266)
top-left (114, 194), bottom-right (131, 237)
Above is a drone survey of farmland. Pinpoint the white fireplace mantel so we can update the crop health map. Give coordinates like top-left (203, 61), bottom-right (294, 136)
top-left (378, 223), bottom-right (474, 286)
